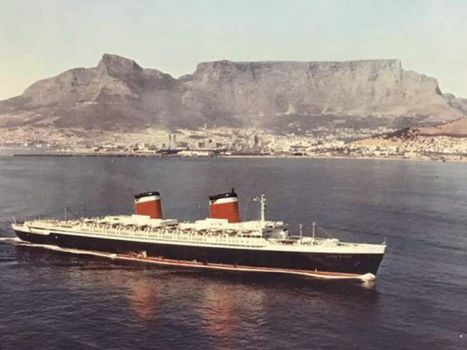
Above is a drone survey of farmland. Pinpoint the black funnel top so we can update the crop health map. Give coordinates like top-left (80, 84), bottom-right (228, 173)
top-left (209, 188), bottom-right (237, 201)
top-left (134, 191), bottom-right (160, 199)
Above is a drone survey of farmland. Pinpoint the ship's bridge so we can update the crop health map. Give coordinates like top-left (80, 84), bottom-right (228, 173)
top-left (179, 218), bottom-right (288, 238)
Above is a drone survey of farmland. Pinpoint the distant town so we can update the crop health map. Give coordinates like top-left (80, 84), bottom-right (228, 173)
top-left (1, 125), bottom-right (466, 162)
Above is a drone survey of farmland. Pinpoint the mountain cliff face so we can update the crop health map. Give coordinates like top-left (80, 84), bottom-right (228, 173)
top-left (0, 54), bottom-right (464, 129)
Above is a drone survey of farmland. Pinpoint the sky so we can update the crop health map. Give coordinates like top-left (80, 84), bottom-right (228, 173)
top-left (0, 0), bottom-right (466, 100)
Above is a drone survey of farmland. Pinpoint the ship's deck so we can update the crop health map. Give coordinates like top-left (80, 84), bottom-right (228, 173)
top-left (15, 218), bottom-right (386, 255)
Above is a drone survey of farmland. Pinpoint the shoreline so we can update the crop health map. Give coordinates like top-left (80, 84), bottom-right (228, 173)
top-left (7, 151), bottom-right (467, 164)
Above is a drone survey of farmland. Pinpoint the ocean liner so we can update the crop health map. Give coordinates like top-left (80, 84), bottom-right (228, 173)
top-left (12, 189), bottom-right (386, 281)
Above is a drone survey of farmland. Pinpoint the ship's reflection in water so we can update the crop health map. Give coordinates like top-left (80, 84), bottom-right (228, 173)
top-left (127, 279), bottom-right (159, 321)
top-left (124, 269), bottom-right (269, 335)
top-left (13, 244), bottom-right (161, 322)
top-left (200, 282), bottom-right (266, 347)
top-left (202, 284), bottom-right (237, 339)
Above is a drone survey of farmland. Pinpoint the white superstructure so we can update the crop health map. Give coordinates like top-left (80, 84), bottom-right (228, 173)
top-left (13, 211), bottom-right (385, 255)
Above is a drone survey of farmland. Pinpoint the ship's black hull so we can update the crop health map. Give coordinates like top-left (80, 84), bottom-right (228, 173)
top-left (14, 230), bottom-right (384, 276)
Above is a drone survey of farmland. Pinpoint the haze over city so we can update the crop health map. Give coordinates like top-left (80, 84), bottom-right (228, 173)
top-left (1, 0), bottom-right (467, 100)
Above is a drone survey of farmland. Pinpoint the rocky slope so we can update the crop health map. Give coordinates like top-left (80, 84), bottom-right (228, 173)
top-left (362, 118), bottom-right (467, 143)
top-left (0, 54), bottom-right (465, 129)
top-left (417, 117), bottom-right (467, 137)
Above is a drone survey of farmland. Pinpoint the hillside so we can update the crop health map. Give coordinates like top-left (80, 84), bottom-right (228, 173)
top-left (418, 117), bottom-right (467, 137)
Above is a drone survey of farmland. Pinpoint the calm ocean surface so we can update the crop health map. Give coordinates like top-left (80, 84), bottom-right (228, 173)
top-left (0, 155), bottom-right (466, 349)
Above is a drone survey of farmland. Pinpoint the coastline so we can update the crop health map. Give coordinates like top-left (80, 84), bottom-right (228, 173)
top-left (7, 150), bottom-right (467, 164)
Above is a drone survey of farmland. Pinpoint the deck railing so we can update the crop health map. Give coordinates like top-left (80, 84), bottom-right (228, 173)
top-left (28, 221), bottom-right (268, 248)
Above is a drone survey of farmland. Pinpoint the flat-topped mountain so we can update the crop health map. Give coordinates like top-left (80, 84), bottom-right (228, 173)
top-left (0, 54), bottom-right (465, 129)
